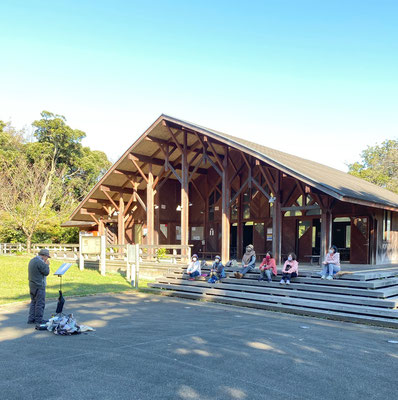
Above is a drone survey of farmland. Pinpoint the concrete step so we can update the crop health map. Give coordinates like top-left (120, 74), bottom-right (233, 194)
top-left (148, 288), bottom-right (398, 329)
top-left (149, 282), bottom-right (398, 319)
top-left (156, 277), bottom-right (398, 308)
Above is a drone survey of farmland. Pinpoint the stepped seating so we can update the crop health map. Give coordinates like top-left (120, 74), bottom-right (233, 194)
top-left (148, 266), bottom-right (398, 328)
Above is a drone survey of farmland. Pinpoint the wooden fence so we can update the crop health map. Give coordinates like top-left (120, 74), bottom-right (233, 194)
top-left (0, 243), bottom-right (79, 260)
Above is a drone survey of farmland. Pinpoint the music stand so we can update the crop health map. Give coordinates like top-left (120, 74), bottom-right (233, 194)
top-left (54, 263), bottom-right (72, 314)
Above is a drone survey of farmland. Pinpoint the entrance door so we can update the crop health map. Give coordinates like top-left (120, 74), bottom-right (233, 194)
top-left (350, 217), bottom-right (370, 264)
top-left (243, 223), bottom-right (253, 254)
top-left (297, 220), bottom-right (312, 262)
top-left (332, 218), bottom-right (351, 262)
top-left (296, 218), bottom-right (321, 263)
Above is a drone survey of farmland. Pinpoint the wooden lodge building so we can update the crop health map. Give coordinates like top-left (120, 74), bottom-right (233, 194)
top-left (65, 115), bottom-right (398, 266)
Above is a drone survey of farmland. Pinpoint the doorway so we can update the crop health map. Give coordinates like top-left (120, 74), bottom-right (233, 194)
top-left (243, 222), bottom-right (253, 254)
top-left (332, 218), bottom-right (351, 262)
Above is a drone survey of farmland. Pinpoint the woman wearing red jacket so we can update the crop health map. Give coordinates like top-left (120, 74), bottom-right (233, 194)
top-left (258, 252), bottom-right (277, 282)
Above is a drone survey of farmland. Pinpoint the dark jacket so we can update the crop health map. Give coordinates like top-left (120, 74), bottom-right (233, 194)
top-left (28, 256), bottom-right (50, 289)
top-left (212, 261), bottom-right (224, 275)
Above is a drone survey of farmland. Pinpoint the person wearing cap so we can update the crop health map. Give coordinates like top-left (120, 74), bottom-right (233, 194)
top-left (27, 249), bottom-right (51, 324)
top-left (186, 254), bottom-right (201, 280)
top-left (208, 255), bottom-right (225, 284)
top-left (234, 244), bottom-right (256, 279)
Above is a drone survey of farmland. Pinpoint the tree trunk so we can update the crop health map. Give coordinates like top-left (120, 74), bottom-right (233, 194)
top-left (26, 235), bottom-right (32, 254)
top-left (39, 146), bottom-right (57, 208)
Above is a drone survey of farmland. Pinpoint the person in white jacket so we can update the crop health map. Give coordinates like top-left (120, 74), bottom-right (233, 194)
top-left (187, 254), bottom-right (201, 280)
top-left (321, 245), bottom-right (340, 280)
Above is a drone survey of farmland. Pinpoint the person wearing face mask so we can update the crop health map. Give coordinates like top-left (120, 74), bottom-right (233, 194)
top-left (234, 244), bottom-right (256, 279)
top-left (208, 255), bottom-right (225, 284)
top-left (321, 245), bottom-right (340, 280)
top-left (258, 251), bottom-right (277, 282)
top-left (187, 254), bottom-right (201, 280)
top-left (280, 252), bottom-right (298, 285)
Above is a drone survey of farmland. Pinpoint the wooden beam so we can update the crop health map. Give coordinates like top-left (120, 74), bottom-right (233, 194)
top-left (81, 208), bottom-right (108, 216)
top-left (124, 193), bottom-right (136, 215)
top-left (190, 178), bottom-right (205, 203)
top-left (281, 205), bottom-right (321, 212)
top-left (130, 157), bottom-right (149, 183)
top-left (258, 164), bottom-right (276, 194)
top-left (101, 185), bottom-right (135, 195)
top-left (229, 176), bottom-right (251, 207)
top-left (101, 188), bottom-right (120, 211)
top-left (207, 138), bottom-right (224, 172)
top-left (166, 124), bottom-right (183, 153)
top-left (251, 177), bottom-right (271, 201)
top-left (89, 214), bottom-right (99, 225)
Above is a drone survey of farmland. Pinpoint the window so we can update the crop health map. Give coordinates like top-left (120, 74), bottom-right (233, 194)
top-left (383, 211), bottom-right (392, 241)
top-left (191, 226), bottom-right (204, 240)
top-left (298, 220), bottom-right (311, 238)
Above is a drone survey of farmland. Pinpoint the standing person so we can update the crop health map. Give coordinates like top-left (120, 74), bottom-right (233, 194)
top-left (258, 251), bottom-right (277, 282)
top-left (208, 255), bottom-right (225, 283)
top-left (27, 249), bottom-right (51, 325)
top-left (186, 254), bottom-right (201, 280)
top-left (321, 245), bottom-right (340, 280)
top-left (280, 252), bottom-right (298, 285)
top-left (234, 244), bottom-right (256, 279)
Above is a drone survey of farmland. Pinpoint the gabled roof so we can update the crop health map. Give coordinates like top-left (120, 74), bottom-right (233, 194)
top-left (69, 114), bottom-right (398, 221)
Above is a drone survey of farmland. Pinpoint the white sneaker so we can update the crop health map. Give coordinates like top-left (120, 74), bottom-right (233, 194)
top-left (321, 275), bottom-right (326, 279)
top-left (326, 275), bottom-right (333, 280)
top-left (280, 279), bottom-right (285, 285)
top-left (286, 280), bottom-right (290, 285)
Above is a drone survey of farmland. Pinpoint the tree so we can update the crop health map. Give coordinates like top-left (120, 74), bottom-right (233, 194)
top-left (0, 112), bottom-right (111, 247)
top-left (0, 155), bottom-right (54, 252)
top-left (348, 140), bottom-right (398, 194)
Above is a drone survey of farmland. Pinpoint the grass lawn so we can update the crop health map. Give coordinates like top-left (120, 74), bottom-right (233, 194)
top-left (0, 255), bottom-right (153, 305)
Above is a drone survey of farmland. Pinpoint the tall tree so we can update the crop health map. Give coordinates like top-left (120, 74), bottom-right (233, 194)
top-left (0, 155), bottom-right (53, 252)
top-left (32, 111), bottom-right (86, 207)
top-left (348, 140), bottom-right (398, 194)
top-left (0, 113), bottom-right (111, 247)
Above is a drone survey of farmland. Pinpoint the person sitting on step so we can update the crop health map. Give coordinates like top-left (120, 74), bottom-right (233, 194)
top-left (208, 255), bottom-right (225, 284)
top-left (321, 245), bottom-right (340, 280)
top-left (280, 252), bottom-right (298, 285)
top-left (258, 251), bottom-right (277, 282)
top-left (234, 244), bottom-right (256, 279)
top-left (187, 254), bottom-right (201, 280)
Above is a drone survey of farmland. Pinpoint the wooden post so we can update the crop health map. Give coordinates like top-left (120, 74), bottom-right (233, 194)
top-left (320, 210), bottom-right (332, 262)
top-left (146, 164), bottom-right (154, 247)
top-left (272, 172), bottom-right (282, 265)
top-left (221, 148), bottom-right (230, 264)
top-left (98, 219), bottom-right (105, 236)
top-left (237, 175), bottom-right (243, 259)
top-left (181, 133), bottom-right (189, 260)
top-left (154, 190), bottom-right (160, 245)
top-left (100, 235), bottom-right (106, 276)
top-left (118, 197), bottom-right (125, 246)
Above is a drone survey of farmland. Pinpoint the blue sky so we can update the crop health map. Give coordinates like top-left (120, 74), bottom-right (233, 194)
top-left (1, 1), bottom-right (397, 170)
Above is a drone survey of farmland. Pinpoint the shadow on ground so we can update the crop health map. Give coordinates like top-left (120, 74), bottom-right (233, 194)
top-left (1, 291), bottom-right (398, 400)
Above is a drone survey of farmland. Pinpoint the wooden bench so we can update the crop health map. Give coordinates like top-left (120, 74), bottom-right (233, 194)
top-left (304, 255), bottom-right (321, 265)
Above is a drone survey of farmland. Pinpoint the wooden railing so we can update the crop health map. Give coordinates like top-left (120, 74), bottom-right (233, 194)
top-left (0, 243), bottom-right (79, 260)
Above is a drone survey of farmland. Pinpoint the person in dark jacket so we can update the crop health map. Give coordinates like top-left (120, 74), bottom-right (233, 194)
top-left (27, 249), bottom-right (51, 324)
top-left (208, 255), bottom-right (225, 283)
